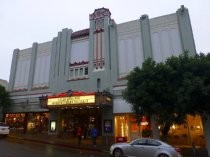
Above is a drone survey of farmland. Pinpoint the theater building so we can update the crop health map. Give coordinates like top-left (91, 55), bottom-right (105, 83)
top-left (6, 6), bottom-right (204, 146)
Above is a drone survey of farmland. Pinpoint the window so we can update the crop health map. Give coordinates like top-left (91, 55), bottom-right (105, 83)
top-left (114, 115), bottom-right (129, 139)
top-left (84, 67), bottom-right (88, 75)
top-left (70, 69), bottom-right (74, 77)
top-left (132, 139), bottom-right (147, 145)
top-left (79, 68), bottom-right (83, 76)
top-left (75, 69), bottom-right (78, 77)
top-left (147, 139), bottom-right (161, 146)
top-left (69, 65), bottom-right (88, 80)
top-left (97, 78), bottom-right (101, 90)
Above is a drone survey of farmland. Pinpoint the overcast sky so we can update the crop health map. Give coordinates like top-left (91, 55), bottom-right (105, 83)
top-left (1, 0), bottom-right (210, 81)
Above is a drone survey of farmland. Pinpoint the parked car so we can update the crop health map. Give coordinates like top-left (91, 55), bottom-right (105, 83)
top-left (110, 138), bottom-right (181, 157)
top-left (0, 122), bottom-right (10, 137)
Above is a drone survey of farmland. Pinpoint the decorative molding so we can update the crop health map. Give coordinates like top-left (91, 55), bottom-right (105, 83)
top-left (12, 88), bottom-right (28, 92)
top-left (140, 14), bottom-right (148, 20)
top-left (48, 91), bottom-right (96, 98)
top-left (94, 29), bottom-right (104, 34)
top-left (70, 61), bottom-right (89, 66)
top-left (68, 77), bottom-right (89, 82)
top-left (71, 29), bottom-right (89, 39)
top-left (93, 59), bottom-right (105, 70)
top-left (95, 18), bottom-right (104, 31)
top-left (32, 86), bottom-right (49, 90)
top-left (89, 8), bottom-right (111, 20)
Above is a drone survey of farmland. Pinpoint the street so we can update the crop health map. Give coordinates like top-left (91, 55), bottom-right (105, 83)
top-left (1, 136), bottom-right (208, 157)
top-left (0, 137), bottom-right (109, 157)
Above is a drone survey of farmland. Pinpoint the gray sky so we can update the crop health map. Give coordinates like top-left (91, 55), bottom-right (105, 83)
top-left (1, 0), bottom-right (210, 81)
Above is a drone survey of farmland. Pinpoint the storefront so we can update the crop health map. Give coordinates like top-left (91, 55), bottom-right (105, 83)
top-left (113, 113), bottom-right (206, 147)
top-left (113, 96), bottom-right (206, 147)
top-left (5, 112), bottom-right (49, 133)
top-left (113, 97), bottom-right (151, 142)
top-left (114, 113), bottom-right (150, 142)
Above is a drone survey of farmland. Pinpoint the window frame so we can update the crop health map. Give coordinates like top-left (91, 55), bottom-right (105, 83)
top-left (69, 64), bottom-right (88, 80)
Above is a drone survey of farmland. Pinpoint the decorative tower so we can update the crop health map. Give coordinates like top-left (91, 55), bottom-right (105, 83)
top-left (89, 8), bottom-right (111, 71)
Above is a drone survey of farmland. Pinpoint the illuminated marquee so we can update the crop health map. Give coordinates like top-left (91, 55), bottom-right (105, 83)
top-left (47, 95), bottom-right (95, 107)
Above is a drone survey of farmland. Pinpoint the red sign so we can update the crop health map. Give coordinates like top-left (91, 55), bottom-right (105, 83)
top-left (116, 136), bottom-right (127, 142)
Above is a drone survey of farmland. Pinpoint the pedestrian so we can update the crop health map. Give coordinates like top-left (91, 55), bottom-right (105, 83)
top-left (76, 125), bottom-right (82, 146)
top-left (90, 125), bottom-right (98, 146)
top-left (83, 124), bottom-right (88, 139)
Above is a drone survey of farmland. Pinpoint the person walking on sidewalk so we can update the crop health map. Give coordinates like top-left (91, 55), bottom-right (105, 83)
top-left (83, 124), bottom-right (88, 139)
top-left (90, 125), bottom-right (98, 146)
top-left (76, 125), bottom-right (82, 146)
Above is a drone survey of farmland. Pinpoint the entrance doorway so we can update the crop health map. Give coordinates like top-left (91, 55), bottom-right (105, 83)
top-left (60, 107), bottom-right (102, 138)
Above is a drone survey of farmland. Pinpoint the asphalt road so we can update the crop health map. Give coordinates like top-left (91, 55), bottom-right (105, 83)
top-left (1, 136), bottom-right (208, 157)
top-left (0, 137), bottom-right (109, 157)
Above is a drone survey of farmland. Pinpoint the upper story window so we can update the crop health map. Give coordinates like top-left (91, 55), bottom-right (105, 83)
top-left (69, 61), bottom-right (88, 80)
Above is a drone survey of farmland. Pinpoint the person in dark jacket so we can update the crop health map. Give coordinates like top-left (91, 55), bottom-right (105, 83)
top-left (76, 125), bottom-right (82, 146)
top-left (90, 125), bottom-right (98, 146)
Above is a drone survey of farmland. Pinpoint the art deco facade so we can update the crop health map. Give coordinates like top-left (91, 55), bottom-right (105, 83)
top-left (6, 6), bottom-right (202, 145)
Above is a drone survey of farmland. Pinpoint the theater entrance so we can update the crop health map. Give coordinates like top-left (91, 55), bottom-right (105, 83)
top-left (44, 91), bottom-right (112, 138)
top-left (60, 107), bottom-right (102, 138)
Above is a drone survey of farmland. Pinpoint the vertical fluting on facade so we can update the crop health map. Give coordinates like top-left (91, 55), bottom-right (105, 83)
top-left (176, 5), bottom-right (196, 55)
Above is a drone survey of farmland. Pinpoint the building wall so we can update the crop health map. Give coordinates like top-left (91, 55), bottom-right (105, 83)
top-left (7, 6), bottom-right (196, 137)
top-left (0, 79), bottom-right (8, 121)
top-left (117, 20), bottom-right (144, 78)
top-left (33, 41), bottom-right (52, 89)
top-left (114, 6), bottom-right (196, 114)
top-left (150, 13), bottom-right (182, 62)
top-left (9, 6), bottom-right (195, 97)
top-left (13, 48), bottom-right (31, 91)
top-left (70, 38), bottom-right (89, 64)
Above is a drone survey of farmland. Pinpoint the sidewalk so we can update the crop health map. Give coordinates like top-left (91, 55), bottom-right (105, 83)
top-left (8, 132), bottom-right (111, 153)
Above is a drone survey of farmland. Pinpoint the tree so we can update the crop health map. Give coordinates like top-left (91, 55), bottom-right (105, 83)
top-left (0, 85), bottom-right (12, 114)
top-left (173, 53), bottom-right (210, 116)
top-left (123, 51), bottom-right (210, 142)
top-left (123, 58), bottom-right (187, 140)
top-left (167, 52), bottom-right (210, 157)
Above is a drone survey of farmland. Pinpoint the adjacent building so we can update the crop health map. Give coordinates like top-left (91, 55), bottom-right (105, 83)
top-left (0, 79), bottom-right (8, 121)
top-left (5, 5), bottom-right (204, 146)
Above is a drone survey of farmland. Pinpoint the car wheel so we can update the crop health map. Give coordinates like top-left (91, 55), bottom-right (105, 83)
top-left (158, 153), bottom-right (169, 157)
top-left (113, 148), bottom-right (123, 157)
